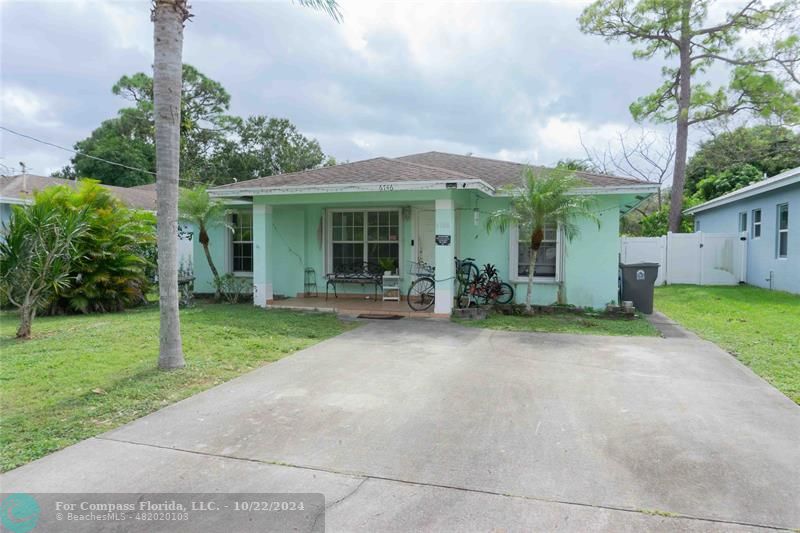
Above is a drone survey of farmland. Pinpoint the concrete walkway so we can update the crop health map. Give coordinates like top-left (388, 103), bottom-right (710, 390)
top-left (3, 321), bottom-right (799, 531)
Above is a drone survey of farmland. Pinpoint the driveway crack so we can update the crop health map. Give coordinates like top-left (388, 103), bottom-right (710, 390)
top-left (311, 477), bottom-right (368, 532)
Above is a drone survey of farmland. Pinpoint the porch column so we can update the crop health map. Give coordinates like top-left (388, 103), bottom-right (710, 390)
top-left (253, 204), bottom-right (273, 307)
top-left (434, 198), bottom-right (455, 315)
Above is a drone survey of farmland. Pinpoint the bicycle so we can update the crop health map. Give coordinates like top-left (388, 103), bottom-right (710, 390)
top-left (407, 256), bottom-right (480, 311)
top-left (462, 263), bottom-right (514, 307)
top-left (407, 260), bottom-right (436, 311)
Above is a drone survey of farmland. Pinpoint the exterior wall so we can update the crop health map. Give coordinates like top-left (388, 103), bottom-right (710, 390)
top-left (198, 190), bottom-right (631, 309)
top-left (192, 222), bottom-right (229, 294)
top-left (693, 183), bottom-right (799, 294)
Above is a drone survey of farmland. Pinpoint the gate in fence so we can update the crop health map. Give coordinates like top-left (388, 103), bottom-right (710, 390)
top-left (620, 232), bottom-right (746, 286)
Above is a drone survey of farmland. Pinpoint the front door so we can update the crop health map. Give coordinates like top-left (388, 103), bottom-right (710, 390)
top-left (416, 209), bottom-right (435, 267)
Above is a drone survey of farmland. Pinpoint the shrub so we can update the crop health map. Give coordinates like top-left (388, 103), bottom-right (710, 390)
top-left (0, 203), bottom-right (88, 337)
top-left (14, 181), bottom-right (157, 315)
top-left (213, 273), bottom-right (251, 304)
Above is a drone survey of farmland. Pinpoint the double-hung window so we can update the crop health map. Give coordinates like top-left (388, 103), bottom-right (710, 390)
top-left (751, 208), bottom-right (762, 238)
top-left (330, 210), bottom-right (400, 271)
top-left (230, 211), bottom-right (253, 273)
top-left (776, 204), bottom-right (789, 259)
top-left (738, 212), bottom-right (747, 233)
top-left (513, 224), bottom-right (559, 280)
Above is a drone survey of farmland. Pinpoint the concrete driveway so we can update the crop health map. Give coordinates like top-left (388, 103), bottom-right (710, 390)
top-left (3, 320), bottom-right (799, 531)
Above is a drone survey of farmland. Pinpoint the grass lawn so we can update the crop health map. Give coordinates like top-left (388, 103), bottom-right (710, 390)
top-left (455, 311), bottom-right (659, 336)
top-left (0, 304), bottom-right (354, 472)
top-left (655, 285), bottom-right (800, 404)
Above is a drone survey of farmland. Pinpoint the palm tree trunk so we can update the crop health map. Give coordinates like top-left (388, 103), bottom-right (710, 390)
top-left (201, 240), bottom-right (222, 299)
top-left (16, 301), bottom-right (35, 339)
top-left (153, 0), bottom-right (187, 370)
top-left (526, 249), bottom-right (538, 313)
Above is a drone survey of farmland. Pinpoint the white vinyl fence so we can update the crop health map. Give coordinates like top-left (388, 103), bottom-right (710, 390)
top-left (620, 232), bottom-right (746, 286)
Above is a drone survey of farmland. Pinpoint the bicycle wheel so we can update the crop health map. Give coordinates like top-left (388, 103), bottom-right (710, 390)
top-left (495, 282), bottom-right (514, 304)
top-left (408, 277), bottom-right (436, 311)
top-left (457, 261), bottom-right (479, 285)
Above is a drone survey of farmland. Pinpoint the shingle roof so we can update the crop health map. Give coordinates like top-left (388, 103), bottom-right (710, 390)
top-left (0, 175), bottom-right (157, 211)
top-left (211, 151), bottom-right (644, 193)
top-left (397, 152), bottom-right (643, 188)
top-left (213, 157), bottom-right (481, 190)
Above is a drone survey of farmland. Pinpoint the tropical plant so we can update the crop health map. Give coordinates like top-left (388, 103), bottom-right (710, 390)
top-left (377, 257), bottom-right (397, 274)
top-left (0, 203), bottom-right (87, 338)
top-left (30, 182), bottom-right (156, 314)
top-left (179, 186), bottom-right (230, 299)
top-left (153, 0), bottom-right (189, 370)
top-left (580, 0), bottom-right (800, 233)
top-left (486, 169), bottom-right (599, 311)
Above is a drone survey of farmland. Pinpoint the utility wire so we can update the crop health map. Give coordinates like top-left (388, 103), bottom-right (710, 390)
top-left (1, 125), bottom-right (162, 178)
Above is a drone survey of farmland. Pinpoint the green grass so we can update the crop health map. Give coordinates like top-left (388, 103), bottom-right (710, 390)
top-left (455, 310), bottom-right (659, 336)
top-left (655, 285), bottom-right (800, 404)
top-left (0, 304), bottom-right (354, 472)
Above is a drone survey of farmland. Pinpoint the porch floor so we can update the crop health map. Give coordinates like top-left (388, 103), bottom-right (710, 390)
top-left (270, 296), bottom-right (438, 318)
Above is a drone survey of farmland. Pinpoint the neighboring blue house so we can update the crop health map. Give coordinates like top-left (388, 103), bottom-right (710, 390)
top-left (685, 167), bottom-right (799, 294)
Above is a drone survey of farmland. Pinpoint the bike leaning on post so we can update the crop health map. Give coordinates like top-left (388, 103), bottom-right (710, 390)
top-left (407, 257), bottom-right (490, 312)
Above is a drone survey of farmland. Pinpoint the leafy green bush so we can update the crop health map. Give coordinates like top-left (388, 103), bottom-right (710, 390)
top-left (639, 196), bottom-right (700, 236)
top-left (213, 273), bottom-right (251, 304)
top-left (0, 202), bottom-right (88, 337)
top-left (692, 163), bottom-right (762, 201)
top-left (25, 181), bottom-right (156, 314)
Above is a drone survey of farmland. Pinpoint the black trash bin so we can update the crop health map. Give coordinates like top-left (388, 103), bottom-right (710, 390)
top-left (619, 262), bottom-right (660, 314)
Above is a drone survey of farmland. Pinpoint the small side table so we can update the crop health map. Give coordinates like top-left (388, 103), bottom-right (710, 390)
top-left (382, 274), bottom-right (401, 302)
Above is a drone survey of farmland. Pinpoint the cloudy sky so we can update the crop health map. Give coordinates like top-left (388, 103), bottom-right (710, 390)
top-left (1, 0), bottom-right (681, 177)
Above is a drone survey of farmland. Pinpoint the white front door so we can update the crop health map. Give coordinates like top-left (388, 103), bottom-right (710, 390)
top-left (416, 209), bottom-right (436, 267)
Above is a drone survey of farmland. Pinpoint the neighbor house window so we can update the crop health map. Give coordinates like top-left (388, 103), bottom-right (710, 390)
top-left (777, 203), bottom-right (789, 258)
top-left (329, 210), bottom-right (400, 271)
top-left (739, 212), bottom-right (747, 233)
top-left (514, 224), bottom-right (559, 279)
top-left (231, 211), bottom-right (253, 273)
top-left (752, 209), bottom-right (762, 238)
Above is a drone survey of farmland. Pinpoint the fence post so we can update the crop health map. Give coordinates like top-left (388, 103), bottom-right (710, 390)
top-left (698, 231), bottom-right (704, 286)
top-left (665, 232), bottom-right (672, 285)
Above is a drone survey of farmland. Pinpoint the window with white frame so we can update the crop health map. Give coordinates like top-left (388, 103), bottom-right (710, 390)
top-left (738, 212), bottom-right (747, 233)
top-left (330, 210), bottom-right (400, 271)
top-left (513, 224), bottom-right (559, 280)
top-left (751, 208), bottom-right (762, 238)
top-left (230, 211), bottom-right (253, 273)
top-left (777, 203), bottom-right (789, 258)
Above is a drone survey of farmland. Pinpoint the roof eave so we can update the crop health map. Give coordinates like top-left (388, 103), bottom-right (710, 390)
top-left (209, 179), bottom-right (496, 197)
top-left (0, 195), bottom-right (32, 205)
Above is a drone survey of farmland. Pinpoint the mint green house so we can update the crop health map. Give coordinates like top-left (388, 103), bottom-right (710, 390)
top-left (195, 152), bottom-right (656, 314)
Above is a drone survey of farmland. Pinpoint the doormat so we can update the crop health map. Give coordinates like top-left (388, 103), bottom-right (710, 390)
top-left (357, 313), bottom-right (404, 320)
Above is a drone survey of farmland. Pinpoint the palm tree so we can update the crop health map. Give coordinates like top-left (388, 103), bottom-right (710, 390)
top-left (487, 168), bottom-right (599, 312)
top-left (178, 186), bottom-right (230, 299)
top-left (153, 0), bottom-right (191, 370)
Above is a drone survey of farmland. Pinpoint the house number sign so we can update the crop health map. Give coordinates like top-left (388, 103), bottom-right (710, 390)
top-left (435, 234), bottom-right (451, 246)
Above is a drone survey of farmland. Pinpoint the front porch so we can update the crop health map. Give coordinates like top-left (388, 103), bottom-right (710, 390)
top-left (270, 295), bottom-right (438, 318)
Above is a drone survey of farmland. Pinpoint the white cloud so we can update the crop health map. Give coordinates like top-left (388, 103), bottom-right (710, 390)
top-left (1, 85), bottom-right (62, 128)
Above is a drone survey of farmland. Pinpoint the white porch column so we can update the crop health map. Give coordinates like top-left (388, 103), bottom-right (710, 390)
top-left (434, 198), bottom-right (455, 315)
top-left (252, 204), bottom-right (273, 307)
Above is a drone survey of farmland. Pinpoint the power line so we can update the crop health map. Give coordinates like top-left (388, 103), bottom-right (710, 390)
top-left (1, 125), bottom-right (159, 177)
